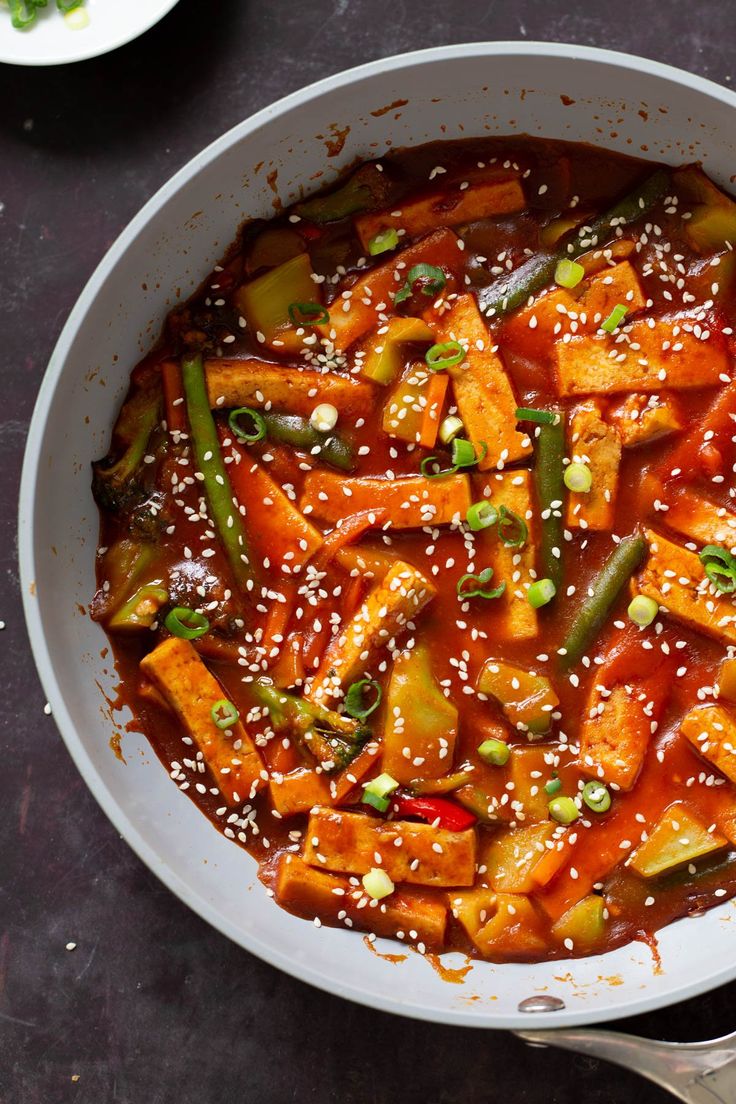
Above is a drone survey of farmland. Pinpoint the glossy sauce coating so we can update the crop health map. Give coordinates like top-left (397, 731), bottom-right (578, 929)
top-left (94, 135), bottom-right (736, 962)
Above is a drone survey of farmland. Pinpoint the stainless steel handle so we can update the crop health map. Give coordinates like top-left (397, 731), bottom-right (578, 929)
top-left (515, 1028), bottom-right (736, 1103)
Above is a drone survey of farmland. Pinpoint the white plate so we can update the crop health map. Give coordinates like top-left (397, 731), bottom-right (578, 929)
top-left (0, 0), bottom-right (180, 66)
top-left (19, 42), bottom-right (736, 1029)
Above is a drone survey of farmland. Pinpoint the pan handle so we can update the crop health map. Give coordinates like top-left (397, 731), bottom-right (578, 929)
top-left (515, 1027), bottom-right (736, 1103)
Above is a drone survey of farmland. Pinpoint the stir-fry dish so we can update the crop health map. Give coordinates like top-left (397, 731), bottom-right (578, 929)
top-left (92, 136), bottom-right (736, 962)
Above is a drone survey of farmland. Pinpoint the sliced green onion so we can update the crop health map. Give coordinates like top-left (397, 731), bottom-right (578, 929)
top-left (439, 415), bottom-right (464, 445)
top-left (164, 607), bottom-right (210, 640)
top-left (554, 258), bottom-right (585, 289)
top-left (515, 407), bottom-right (557, 425)
top-left (425, 341), bottom-right (465, 372)
top-left (700, 545), bottom-right (736, 593)
top-left (228, 406), bottom-right (267, 443)
top-left (544, 777), bottom-right (562, 796)
top-left (497, 505), bottom-right (528, 548)
top-left (453, 437), bottom-right (487, 467)
top-left (364, 772), bottom-right (399, 799)
top-left (627, 594), bottom-right (658, 627)
top-left (211, 699), bottom-right (239, 729)
top-left (344, 677), bottom-right (382, 720)
top-left (705, 562), bottom-right (736, 593)
top-left (582, 780), bottom-right (612, 814)
top-left (362, 790), bottom-right (390, 813)
top-left (394, 263), bottom-right (446, 305)
top-left (528, 578), bottom-right (557, 608)
top-left (466, 500), bottom-right (498, 532)
top-left (362, 867), bottom-right (394, 900)
top-left (310, 403), bottom-right (339, 432)
top-left (563, 462), bottom-right (593, 493)
top-left (287, 301), bottom-right (329, 326)
top-left (601, 303), bottom-right (628, 333)
top-left (548, 795), bottom-right (580, 825)
top-left (421, 438), bottom-right (486, 480)
top-left (368, 228), bottom-right (400, 256)
top-left (477, 737), bottom-right (510, 766)
top-left (456, 567), bottom-right (506, 601)
top-left (701, 544), bottom-right (735, 566)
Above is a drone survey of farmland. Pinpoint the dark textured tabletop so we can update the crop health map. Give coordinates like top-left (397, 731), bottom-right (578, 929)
top-left (3, 2), bottom-right (736, 1101)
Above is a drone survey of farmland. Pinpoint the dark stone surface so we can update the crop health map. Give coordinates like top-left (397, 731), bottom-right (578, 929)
top-left (2, 2), bottom-right (736, 1100)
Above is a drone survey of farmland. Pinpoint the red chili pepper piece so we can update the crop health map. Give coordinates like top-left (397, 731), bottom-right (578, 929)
top-left (299, 222), bottom-right (325, 242)
top-left (391, 794), bottom-right (476, 832)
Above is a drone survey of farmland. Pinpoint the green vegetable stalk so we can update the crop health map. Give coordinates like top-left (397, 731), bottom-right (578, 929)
top-left (293, 164), bottom-right (389, 224)
top-left (534, 412), bottom-right (565, 592)
top-left (181, 353), bottom-right (260, 594)
top-left (91, 383), bottom-right (161, 514)
top-left (261, 411), bottom-right (356, 471)
top-left (561, 533), bottom-right (647, 667)
top-left (481, 169), bottom-right (671, 317)
top-left (252, 680), bottom-right (367, 771)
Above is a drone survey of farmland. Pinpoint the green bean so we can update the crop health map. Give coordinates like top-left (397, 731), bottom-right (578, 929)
top-left (480, 169), bottom-right (671, 318)
top-left (181, 354), bottom-right (259, 594)
top-left (534, 412), bottom-right (565, 592)
top-left (262, 412), bottom-right (356, 471)
top-left (561, 534), bottom-right (647, 668)
top-left (293, 164), bottom-right (388, 224)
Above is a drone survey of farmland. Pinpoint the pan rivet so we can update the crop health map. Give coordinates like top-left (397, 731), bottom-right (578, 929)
top-left (518, 995), bottom-right (566, 1013)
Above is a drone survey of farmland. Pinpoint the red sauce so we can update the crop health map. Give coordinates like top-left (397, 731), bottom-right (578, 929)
top-left (92, 135), bottom-right (736, 964)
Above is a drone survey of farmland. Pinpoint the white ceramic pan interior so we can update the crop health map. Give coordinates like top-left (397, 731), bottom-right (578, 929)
top-left (19, 42), bottom-right (736, 1029)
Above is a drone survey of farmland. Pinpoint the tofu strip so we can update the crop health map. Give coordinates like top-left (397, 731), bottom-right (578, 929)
top-left (354, 174), bottom-right (524, 251)
top-left (205, 359), bottom-right (373, 419)
top-left (680, 704), bottom-right (736, 784)
top-left (474, 469), bottom-right (538, 640)
top-left (664, 489), bottom-right (736, 552)
top-left (555, 318), bottom-right (730, 396)
top-left (276, 854), bottom-right (448, 947)
top-left (308, 560), bottom-right (436, 705)
top-left (579, 677), bottom-right (668, 791)
top-left (140, 638), bottom-right (265, 805)
top-left (634, 529), bottom-right (736, 645)
top-left (565, 400), bottom-right (622, 531)
top-left (433, 294), bottom-right (532, 468)
top-left (303, 807), bottom-right (477, 886)
top-left (300, 470), bottom-right (471, 528)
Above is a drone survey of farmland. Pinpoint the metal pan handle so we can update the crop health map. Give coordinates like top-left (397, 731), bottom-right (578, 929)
top-left (516, 1027), bottom-right (736, 1103)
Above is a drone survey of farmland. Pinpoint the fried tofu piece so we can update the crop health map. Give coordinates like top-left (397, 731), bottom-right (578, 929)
top-left (634, 529), bottom-right (736, 645)
top-left (276, 854), bottom-right (448, 948)
top-left (320, 228), bottom-right (464, 352)
top-left (555, 318), bottom-right (729, 396)
top-left (304, 807), bottom-right (477, 886)
top-left (664, 489), bottom-right (736, 553)
top-left (576, 259), bottom-right (646, 325)
top-left (269, 742), bottom-right (380, 816)
top-left (205, 360), bottom-right (373, 419)
top-left (299, 470), bottom-right (471, 528)
top-left (580, 683), bottom-right (655, 791)
top-left (226, 454), bottom-right (323, 573)
top-left (608, 392), bottom-right (684, 447)
top-left (355, 173), bottom-right (525, 250)
top-left (433, 294), bottom-right (531, 468)
top-left (307, 560), bottom-right (435, 705)
top-left (475, 470), bottom-right (538, 639)
top-left (140, 638), bottom-right (265, 805)
top-left (503, 260), bottom-right (645, 344)
top-left (680, 704), bottom-right (736, 784)
top-left (565, 400), bottom-right (621, 531)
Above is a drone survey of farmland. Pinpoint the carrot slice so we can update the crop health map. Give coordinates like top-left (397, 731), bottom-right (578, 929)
top-left (161, 360), bottom-right (187, 434)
